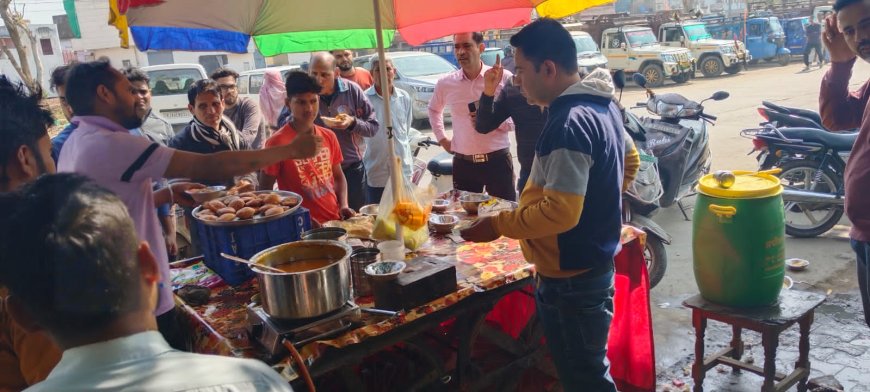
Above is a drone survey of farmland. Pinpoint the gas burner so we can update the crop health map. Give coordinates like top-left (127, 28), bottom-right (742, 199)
top-left (246, 302), bottom-right (361, 358)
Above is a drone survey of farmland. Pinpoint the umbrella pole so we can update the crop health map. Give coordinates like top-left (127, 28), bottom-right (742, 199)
top-left (373, 0), bottom-right (403, 243)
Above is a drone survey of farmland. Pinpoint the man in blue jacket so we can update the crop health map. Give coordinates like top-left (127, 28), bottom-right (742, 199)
top-left (462, 19), bottom-right (637, 391)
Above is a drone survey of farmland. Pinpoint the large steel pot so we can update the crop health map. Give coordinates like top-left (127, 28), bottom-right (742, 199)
top-left (249, 240), bottom-right (352, 319)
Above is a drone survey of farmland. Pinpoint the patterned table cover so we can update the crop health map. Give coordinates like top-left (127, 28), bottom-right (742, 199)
top-left (172, 202), bottom-right (644, 381)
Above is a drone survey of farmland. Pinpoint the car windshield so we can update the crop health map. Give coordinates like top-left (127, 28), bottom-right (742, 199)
top-left (393, 54), bottom-right (457, 77)
top-left (481, 49), bottom-right (503, 66)
top-left (626, 30), bottom-right (658, 47)
top-left (146, 68), bottom-right (203, 96)
top-left (684, 24), bottom-right (712, 41)
top-left (573, 36), bottom-right (599, 53)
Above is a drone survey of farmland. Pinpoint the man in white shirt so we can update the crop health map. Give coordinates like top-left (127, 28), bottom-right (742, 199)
top-left (363, 57), bottom-right (423, 203)
top-left (0, 173), bottom-right (293, 392)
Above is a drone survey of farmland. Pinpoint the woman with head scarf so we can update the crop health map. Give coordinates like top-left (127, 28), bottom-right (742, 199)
top-left (259, 69), bottom-right (287, 131)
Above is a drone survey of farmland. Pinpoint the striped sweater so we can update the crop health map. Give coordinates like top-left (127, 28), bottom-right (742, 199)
top-left (492, 69), bottom-right (638, 278)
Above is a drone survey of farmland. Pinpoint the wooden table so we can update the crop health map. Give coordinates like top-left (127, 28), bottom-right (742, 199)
top-left (684, 289), bottom-right (827, 392)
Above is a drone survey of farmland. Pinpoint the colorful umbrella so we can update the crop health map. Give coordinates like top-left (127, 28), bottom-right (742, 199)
top-left (109, 0), bottom-right (612, 55)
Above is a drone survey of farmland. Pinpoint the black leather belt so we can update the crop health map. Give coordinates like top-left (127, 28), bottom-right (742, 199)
top-left (454, 148), bottom-right (510, 163)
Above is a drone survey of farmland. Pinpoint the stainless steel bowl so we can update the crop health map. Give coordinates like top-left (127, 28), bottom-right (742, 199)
top-left (431, 199), bottom-right (450, 213)
top-left (186, 185), bottom-right (227, 204)
top-left (359, 204), bottom-right (379, 217)
top-left (249, 240), bottom-right (352, 319)
top-left (302, 227), bottom-right (348, 242)
top-left (459, 193), bottom-right (492, 215)
top-left (429, 214), bottom-right (459, 234)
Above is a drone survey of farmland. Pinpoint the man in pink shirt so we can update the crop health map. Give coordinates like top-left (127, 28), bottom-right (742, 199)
top-left (428, 32), bottom-right (516, 201)
top-left (57, 59), bottom-right (321, 348)
top-left (819, 0), bottom-right (870, 328)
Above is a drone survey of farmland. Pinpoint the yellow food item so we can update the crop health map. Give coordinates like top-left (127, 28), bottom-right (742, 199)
top-left (216, 207), bottom-right (236, 216)
top-left (393, 201), bottom-right (427, 230)
top-left (264, 206), bottom-right (285, 217)
top-left (228, 198), bottom-right (246, 210)
top-left (236, 207), bottom-right (256, 220)
top-left (201, 215), bottom-right (218, 221)
top-left (218, 213), bottom-right (236, 222)
top-left (263, 193), bottom-right (282, 205)
top-left (259, 204), bottom-right (279, 214)
top-left (245, 198), bottom-right (263, 208)
top-left (280, 197), bottom-right (299, 207)
top-left (205, 200), bottom-right (226, 213)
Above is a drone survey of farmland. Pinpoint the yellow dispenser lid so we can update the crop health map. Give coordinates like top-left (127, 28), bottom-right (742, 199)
top-left (697, 170), bottom-right (783, 199)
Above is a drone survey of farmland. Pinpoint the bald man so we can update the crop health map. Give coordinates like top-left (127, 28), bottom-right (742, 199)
top-left (302, 52), bottom-right (379, 210)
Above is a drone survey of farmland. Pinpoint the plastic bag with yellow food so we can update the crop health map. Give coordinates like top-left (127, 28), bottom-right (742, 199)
top-left (372, 157), bottom-right (435, 250)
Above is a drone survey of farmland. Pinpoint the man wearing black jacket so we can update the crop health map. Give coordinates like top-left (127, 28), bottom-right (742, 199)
top-left (475, 55), bottom-right (547, 194)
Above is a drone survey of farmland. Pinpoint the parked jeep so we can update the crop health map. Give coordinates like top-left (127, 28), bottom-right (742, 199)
top-left (658, 21), bottom-right (750, 77)
top-left (600, 26), bottom-right (695, 87)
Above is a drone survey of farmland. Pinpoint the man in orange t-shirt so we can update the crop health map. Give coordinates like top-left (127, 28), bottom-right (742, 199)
top-left (332, 49), bottom-right (375, 90)
top-left (260, 71), bottom-right (356, 225)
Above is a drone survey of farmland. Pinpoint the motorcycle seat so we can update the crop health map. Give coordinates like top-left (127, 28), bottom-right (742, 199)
top-left (762, 101), bottom-right (824, 126)
top-left (778, 127), bottom-right (858, 151)
top-left (427, 152), bottom-right (454, 176)
top-left (765, 110), bottom-right (826, 130)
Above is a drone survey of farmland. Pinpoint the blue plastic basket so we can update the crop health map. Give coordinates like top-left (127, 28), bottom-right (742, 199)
top-left (195, 207), bottom-right (311, 285)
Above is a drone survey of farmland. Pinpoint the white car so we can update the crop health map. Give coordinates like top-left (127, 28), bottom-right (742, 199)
top-left (142, 63), bottom-right (208, 131)
top-left (238, 65), bottom-right (303, 106)
top-left (354, 51), bottom-right (457, 126)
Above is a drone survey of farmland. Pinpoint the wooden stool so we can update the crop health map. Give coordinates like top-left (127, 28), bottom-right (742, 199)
top-left (683, 289), bottom-right (826, 392)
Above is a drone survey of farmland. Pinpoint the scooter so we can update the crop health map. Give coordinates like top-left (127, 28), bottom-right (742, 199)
top-left (742, 123), bottom-right (856, 237)
top-left (410, 134), bottom-right (454, 195)
top-left (626, 73), bottom-right (730, 219)
top-left (613, 71), bottom-right (675, 289)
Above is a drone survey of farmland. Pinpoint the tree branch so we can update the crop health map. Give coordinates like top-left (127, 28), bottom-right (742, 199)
top-left (0, 1), bottom-right (35, 89)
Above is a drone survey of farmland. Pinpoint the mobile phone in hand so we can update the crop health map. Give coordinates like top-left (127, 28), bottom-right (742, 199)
top-left (468, 102), bottom-right (477, 113)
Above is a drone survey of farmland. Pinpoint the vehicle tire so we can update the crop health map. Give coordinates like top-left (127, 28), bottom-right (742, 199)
top-left (640, 64), bottom-right (665, 87)
top-left (700, 56), bottom-right (725, 77)
top-left (777, 159), bottom-right (844, 238)
top-left (748, 59), bottom-right (759, 65)
top-left (645, 235), bottom-right (668, 289)
top-left (778, 53), bottom-right (791, 66)
top-left (724, 64), bottom-right (742, 74)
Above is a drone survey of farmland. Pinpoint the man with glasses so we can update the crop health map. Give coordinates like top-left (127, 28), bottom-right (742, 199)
top-left (211, 68), bottom-right (269, 149)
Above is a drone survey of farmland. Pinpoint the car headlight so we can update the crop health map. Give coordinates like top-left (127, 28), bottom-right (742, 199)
top-left (721, 45), bottom-right (734, 54)
top-left (410, 84), bottom-right (435, 93)
top-left (662, 54), bottom-right (676, 63)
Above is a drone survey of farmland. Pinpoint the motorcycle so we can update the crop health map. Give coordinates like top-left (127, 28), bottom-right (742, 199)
top-left (756, 100), bottom-right (858, 134)
top-left (409, 134), bottom-right (454, 195)
top-left (742, 124), bottom-right (856, 237)
top-left (626, 73), bottom-right (730, 219)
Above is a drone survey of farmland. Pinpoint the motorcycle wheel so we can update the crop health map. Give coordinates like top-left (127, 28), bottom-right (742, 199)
top-left (645, 235), bottom-right (667, 289)
top-left (778, 159), bottom-right (844, 238)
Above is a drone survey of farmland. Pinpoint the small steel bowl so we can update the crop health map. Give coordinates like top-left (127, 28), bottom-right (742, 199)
top-left (365, 260), bottom-right (406, 282)
top-left (429, 214), bottom-right (459, 234)
top-left (786, 258), bottom-right (810, 271)
top-left (301, 227), bottom-right (348, 242)
top-left (459, 193), bottom-right (492, 215)
top-left (186, 185), bottom-right (227, 204)
top-left (359, 204), bottom-right (379, 217)
top-left (431, 199), bottom-right (450, 213)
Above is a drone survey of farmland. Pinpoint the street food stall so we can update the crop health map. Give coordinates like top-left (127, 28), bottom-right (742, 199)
top-left (170, 192), bottom-right (654, 391)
